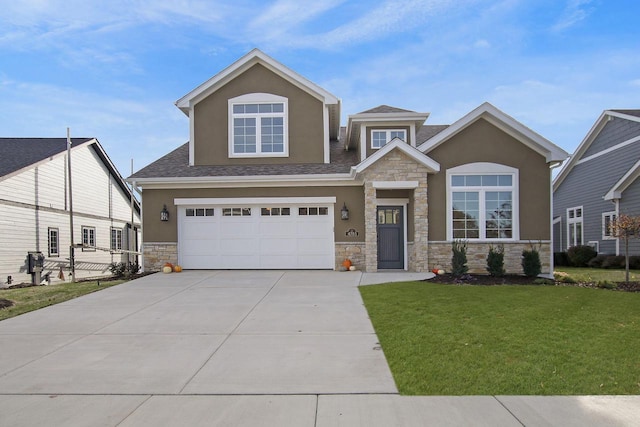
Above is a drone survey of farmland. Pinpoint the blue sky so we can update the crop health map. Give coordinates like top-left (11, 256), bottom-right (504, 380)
top-left (1, 0), bottom-right (639, 177)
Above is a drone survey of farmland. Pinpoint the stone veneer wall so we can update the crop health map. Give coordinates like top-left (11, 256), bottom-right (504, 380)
top-left (361, 149), bottom-right (430, 272)
top-left (143, 242), bottom-right (178, 271)
top-left (335, 243), bottom-right (366, 270)
top-left (428, 241), bottom-right (552, 275)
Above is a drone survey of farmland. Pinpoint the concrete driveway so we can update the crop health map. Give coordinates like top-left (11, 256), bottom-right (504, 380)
top-left (1, 270), bottom-right (639, 426)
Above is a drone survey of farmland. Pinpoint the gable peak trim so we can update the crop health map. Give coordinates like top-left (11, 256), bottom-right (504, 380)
top-left (419, 102), bottom-right (568, 163)
top-left (352, 138), bottom-right (440, 174)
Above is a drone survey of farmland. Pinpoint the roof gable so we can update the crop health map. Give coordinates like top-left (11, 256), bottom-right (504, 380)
top-left (353, 138), bottom-right (440, 174)
top-left (0, 137), bottom-right (93, 178)
top-left (553, 109), bottom-right (640, 191)
top-left (0, 137), bottom-right (140, 213)
top-left (175, 48), bottom-right (340, 112)
top-left (418, 102), bottom-right (568, 163)
top-left (604, 159), bottom-right (640, 201)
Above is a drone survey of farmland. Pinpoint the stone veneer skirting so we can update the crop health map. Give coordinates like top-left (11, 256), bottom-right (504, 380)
top-left (143, 242), bottom-right (178, 271)
top-left (335, 242), bottom-right (366, 270)
top-left (428, 241), bottom-right (552, 275)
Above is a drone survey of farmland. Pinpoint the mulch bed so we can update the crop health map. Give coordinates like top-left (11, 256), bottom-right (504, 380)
top-left (427, 273), bottom-right (640, 292)
top-left (0, 298), bottom-right (14, 309)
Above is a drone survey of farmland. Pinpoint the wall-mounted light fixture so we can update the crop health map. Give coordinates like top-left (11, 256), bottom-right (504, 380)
top-left (160, 205), bottom-right (170, 222)
top-left (341, 202), bottom-right (349, 220)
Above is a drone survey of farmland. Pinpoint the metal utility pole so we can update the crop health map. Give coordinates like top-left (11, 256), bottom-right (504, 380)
top-left (130, 158), bottom-right (135, 265)
top-left (67, 128), bottom-right (76, 282)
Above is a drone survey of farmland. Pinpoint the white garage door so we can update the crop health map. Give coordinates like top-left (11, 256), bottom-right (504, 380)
top-left (176, 198), bottom-right (335, 269)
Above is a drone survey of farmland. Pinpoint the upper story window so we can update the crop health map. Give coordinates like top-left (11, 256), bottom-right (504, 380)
top-left (229, 93), bottom-right (288, 158)
top-left (447, 163), bottom-right (519, 241)
top-left (371, 129), bottom-right (406, 149)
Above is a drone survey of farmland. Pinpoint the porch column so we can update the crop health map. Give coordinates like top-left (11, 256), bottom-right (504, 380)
top-left (364, 181), bottom-right (378, 272)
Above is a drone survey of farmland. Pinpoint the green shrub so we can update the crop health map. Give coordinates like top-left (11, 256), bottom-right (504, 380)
top-left (587, 255), bottom-right (608, 268)
top-left (554, 252), bottom-right (570, 267)
top-left (567, 245), bottom-right (597, 267)
top-left (602, 255), bottom-right (625, 269)
top-left (109, 262), bottom-right (140, 278)
top-left (629, 256), bottom-right (640, 270)
top-left (486, 244), bottom-right (505, 277)
top-left (522, 244), bottom-right (542, 277)
top-left (451, 240), bottom-right (468, 277)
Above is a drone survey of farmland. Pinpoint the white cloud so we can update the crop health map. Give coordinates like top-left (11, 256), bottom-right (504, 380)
top-left (551, 0), bottom-right (594, 32)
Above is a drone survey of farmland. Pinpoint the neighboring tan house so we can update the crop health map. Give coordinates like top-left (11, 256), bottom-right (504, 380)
top-left (0, 138), bottom-right (141, 286)
top-left (553, 109), bottom-right (640, 256)
top-left (129, 49), bottom-right (568, 274)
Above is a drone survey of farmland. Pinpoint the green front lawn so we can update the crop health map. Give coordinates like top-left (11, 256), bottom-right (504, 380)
top-left (0, 279), bottom-right (126, 321)
top-left (360, 281), bottom-right (640, 395)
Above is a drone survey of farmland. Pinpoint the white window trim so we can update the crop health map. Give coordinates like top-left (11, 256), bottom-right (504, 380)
top-left (48, 227), bottom-right (59, 257)
top-left (111, 227), bottom-right (123, 251)
top-left (602, 211), bottom-right (617, 240)
top-left (446, 163), bottom-right (519, 241)
top-left (566, 206), bottom-right (584, 248)
top-left (228, 93), bottom-right (289, 158)
top-left (371, 129), bottom-right (407, 149)
top-left (587, 240), bottom-right (599, 253)
top-left (81, 226), bottom-right (96, 252)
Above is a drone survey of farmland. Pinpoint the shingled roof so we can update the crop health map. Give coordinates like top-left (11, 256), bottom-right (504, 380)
top-left (0, 137), bottom-right (93, 178)
top-left (358, 105), bottom-right (417, 114)
top-left (611, 109), bottom-right (640, 118)
top-left (130, 140), bottom-right (360, 179)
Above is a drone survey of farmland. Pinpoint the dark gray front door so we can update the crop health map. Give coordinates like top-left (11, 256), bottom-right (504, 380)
top-left (377, 206), bottom-right (404, 269)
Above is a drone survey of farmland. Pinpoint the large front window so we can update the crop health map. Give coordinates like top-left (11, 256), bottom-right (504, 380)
top-left (229, 94), bottom-right (288, 157)
top-left (371, 129), bottom-right (406, 149)
top-left (447, 163), bottom-right (518, 240)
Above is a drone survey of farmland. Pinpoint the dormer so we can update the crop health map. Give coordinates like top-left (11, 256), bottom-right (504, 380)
top-left (175, 49), bottom-right (341, 166)
top-left (345, 105), bottom-right (429, 162)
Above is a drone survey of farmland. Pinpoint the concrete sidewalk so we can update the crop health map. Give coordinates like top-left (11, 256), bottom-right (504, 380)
top-left (1, 270), bottom-right (638, 426)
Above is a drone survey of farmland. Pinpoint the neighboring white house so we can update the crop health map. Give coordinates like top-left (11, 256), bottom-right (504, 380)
top-left (0, 138), bottom-right (141, 286)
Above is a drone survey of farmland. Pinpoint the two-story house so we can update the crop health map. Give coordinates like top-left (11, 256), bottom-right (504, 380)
top-left (553, 109), bottom-right (640, 256)
top-left (130, 49), bottom-right (568, 274)
top-left (0, 137), bottom-right (141, 286)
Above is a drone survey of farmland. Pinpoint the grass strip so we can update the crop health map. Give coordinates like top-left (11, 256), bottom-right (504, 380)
top-left (0, 279), bottom-right (126, 321)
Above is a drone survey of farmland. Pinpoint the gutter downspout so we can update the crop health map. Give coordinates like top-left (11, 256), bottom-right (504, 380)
top-left (549, 161), bottom-right (564, 275)
top-left (131, 181), bottom-right (144, 271)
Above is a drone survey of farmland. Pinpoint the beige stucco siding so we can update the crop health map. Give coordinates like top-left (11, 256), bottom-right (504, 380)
top-left (193, 63), bottom-right (325, 166)
top-left (142, 185), bottom-right (365, 243)
top-left (426, 118), bottom-right (551, 241)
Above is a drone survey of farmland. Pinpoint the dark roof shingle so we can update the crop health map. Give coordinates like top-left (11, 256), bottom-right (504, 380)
top-left (0, 138), bottom-right (93, 177)
top-left (611, 109), bottom-right (640, 118)
top-left (358, 105), bottom-right (417, 114)
top-left (130, 140), bottom-right (359, 179)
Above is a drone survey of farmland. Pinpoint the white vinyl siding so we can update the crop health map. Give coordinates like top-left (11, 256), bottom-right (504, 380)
top-left (0, 143), bottom-right (140, 285)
